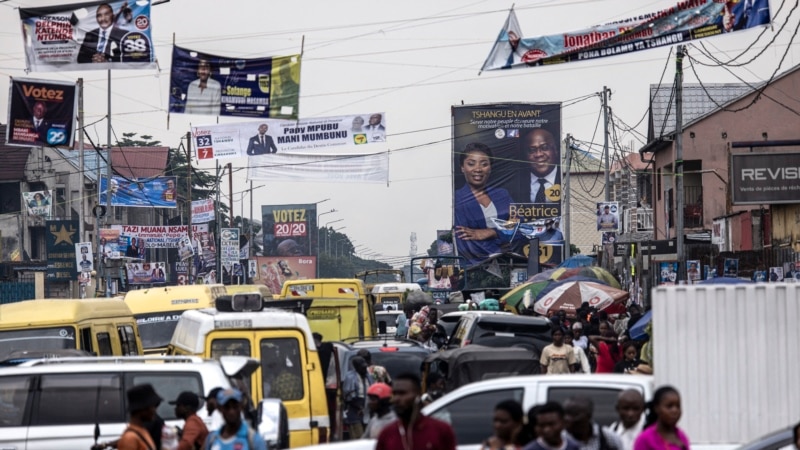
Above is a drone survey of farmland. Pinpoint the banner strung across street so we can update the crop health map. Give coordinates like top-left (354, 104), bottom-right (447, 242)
top-left (191, 113), bottom-right (389, 182)
top-left (191, 199), bottom-right (215, 223)
top-left (99, 176), bottom-right (177, 208)
top-left (452, 103), bottom-right (562, 267)
top-left (47, 220), bottom-right (78, 281)
top-left (481, 1), bottom-right (770, 71)
top-left (262, 203), bottom-right (317, 279)
top-left (6, 78), bottom-right (77, 148)
top-left (169, 45), bottom-right (300, 119)
top-left (19, 0), bottom-right (156, 72)
top-left (125, 262), bottom-right (167, 285)
top-left (22, 190), bottom-right (53, 218)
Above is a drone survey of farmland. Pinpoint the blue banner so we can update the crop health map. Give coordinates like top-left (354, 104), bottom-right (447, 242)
top-left (19, 0), bottom-right (156, 72)
top-left (482, 0), bottom-right (770, 71)
top-left (99, 176), bottom-right (178, 208)
top-left (169, 45), bottom-right (300, 119)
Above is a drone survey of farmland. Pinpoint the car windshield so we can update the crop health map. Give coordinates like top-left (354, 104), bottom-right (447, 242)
top-left (0, 327), bottom-right (77, 359)
top-left (135, 311), bottom-right (184, 350)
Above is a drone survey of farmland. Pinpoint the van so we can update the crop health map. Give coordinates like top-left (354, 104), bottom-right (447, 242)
top-left (280, 278), bottom-right (376, 341)
top-left (0, 355), bottom-right (288, 450)
top-left (371, 282), bottom-right (421, 311)
top-left (124, 284), bottom-right (227, 354)
top-left (167, 294), bottom-right (329, 448)
top-left (0, 299), bottom-right (143, 360)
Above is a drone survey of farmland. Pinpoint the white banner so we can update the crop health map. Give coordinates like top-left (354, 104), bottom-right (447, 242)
top-left (191, 199), bottom-right (215, 223)
top-left (191, 113), bottom-right (389, 183)
top-left (111, 224), bottom-right (209, 249)
top-left (220, 227), bottom-right (240, 271)
top-left (75, 242), bottom-right (93, 273)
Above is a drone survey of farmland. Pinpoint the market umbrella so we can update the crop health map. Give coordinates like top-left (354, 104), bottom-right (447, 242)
top-left (500, 280), bottom-right (559, 314)
top-left (629, 310), bottom-right (652, 340)
top-left (558, 255), bottom-right (595, 269)
top-left (533, 281), bottom-right (629, 317)
top-left (528, 266), bottom-right (621, 289)
top-left (528, 268), bottom-right (561, 283)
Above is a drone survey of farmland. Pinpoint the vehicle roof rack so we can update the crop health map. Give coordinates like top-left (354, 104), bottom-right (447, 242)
top-left (18, 355), bottom-right (206, 367)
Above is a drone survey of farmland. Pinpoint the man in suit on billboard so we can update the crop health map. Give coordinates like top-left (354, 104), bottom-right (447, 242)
top-left (77, 3), bottom-right (127, 63)
top-left (246, 123), bottom-right (278, 155)
top-left (31, 101), bottom-right (51, 143)
top-left (520, 128), bottom-right (561, 205)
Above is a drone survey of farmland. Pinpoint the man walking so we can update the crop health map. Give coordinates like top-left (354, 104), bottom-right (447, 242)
top-left (170, 391), bottom-right (209, 450)
top-left (362, 382), bottom-right (397, 439)
top-left (375, 373), bottom-right (456, 450)
top-left (610, 390), bottom-right (645, 450)
top-left (118, 384), bottom-right (161, 450)
top-left (203, 388), bottom-right (266, 450)
top-left (523, 402), bottom-right (581, 450)
top-left (564, 396), bottom-right (624, 450)
top-left (540, 328), bottom-right (577, 374)
top-left (343, 356), bottom-right (374, 439)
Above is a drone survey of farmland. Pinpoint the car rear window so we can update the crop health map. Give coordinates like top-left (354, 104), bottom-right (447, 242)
top-left (470, 321), bottom-right (551, 351)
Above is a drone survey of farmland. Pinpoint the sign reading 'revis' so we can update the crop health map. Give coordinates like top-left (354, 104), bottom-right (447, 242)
top-left (731, 152), bottom-right (800, 205)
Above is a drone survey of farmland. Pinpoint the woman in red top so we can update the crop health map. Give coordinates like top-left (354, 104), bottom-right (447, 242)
top-left (589, 321), bottom-right (623, 373)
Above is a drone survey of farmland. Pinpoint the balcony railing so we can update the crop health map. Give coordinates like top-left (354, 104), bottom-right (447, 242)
top-left (624, 208), bottom-right (653, 233)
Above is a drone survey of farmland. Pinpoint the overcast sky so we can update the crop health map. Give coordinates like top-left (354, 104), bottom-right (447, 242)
top-left (0, 0), bottom-right (796, 266)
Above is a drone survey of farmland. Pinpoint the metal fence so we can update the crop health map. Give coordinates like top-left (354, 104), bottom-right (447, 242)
top-left (0, 273), bottom-right (36, 304)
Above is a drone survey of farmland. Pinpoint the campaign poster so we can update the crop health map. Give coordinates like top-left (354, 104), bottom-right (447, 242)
top-left (723, 258), bottom-right (739, 278)
top-left (170, 45), bottom-right (300, 119)
top-left (21, 190), bottom-right (53, 217)
top-left (255, 256), bottom-right (316, 294)
top-left (75, 242), bottom-right (94, 273)
top-left (6, 78), bottom-right (77, 148)
top-left (659, 261), bottom-right (679, 286)
top-left (19, 0), bottom-right (156, 72)
top-left (452, 103), bottom-right (562, 267)
top-left (220, 228), bottom-right (240, 271)
top-left (597, 202), bottom-right (620, 232)
top-left (482, 1), bottom-right (770, 71)
top-left (602, 232), bottom-right (617, 245)
top-left (173, 261), bottom-right (189, 285)
top-left (99, 176), bottom-right (177, 208)
top-left (110, 224), bottom-right (212, 249)
top-left (125, 262), bottom-right (167, 285)
top-left (99, 227), bottom-right (122, 259)
top-left (768, 266), bottom-right (784, 282)
top-left (192, 199), bottom-right (215, 223)
top-left (248, 259), bottom-right (258, 281)
top-left (704, 265), bottom-right (718, 280)
top-left (46, 220), bottom-right (78, 281)
top-left (191, 113), bottom-right (389, 182)
top-left (686, 260), bottom-right (701, 282)
top-left (119, 234), bottom-right (146, 259)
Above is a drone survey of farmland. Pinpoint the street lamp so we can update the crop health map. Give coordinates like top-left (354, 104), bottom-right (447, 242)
top-left (324, 219), bottom-right (344, 254)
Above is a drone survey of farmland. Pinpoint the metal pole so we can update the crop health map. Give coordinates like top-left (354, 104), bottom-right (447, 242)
top-left (563, 135), bottom-right (572, 256)
top-left (105, 69), bottom-right (112, 297)
top-left (78, 78), bottom-right (85, 242)
top-left (603, 86), bottom-right (610, 202)
top-left (675, 45), bottom-right (686, 282)
top-left (227, 162), bottom-right (233, 227)
top-left (215, 161), bottom-right (222, 283)
top-left (186, 132), bottom-right (193, 284)
top-left (249, 180), bottom-right (253, 261)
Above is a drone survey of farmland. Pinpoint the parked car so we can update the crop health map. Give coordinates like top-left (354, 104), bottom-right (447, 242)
top-left (341, 337), bottom-right (433, 380)
top-left (447, 312), bottom-right (552, 354)
top-left (438, 310), bottom-right (512, 341)
top-left (375, 310), bottom-right (403, 335)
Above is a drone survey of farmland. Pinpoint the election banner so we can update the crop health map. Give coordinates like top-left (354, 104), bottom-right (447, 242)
top-left (19, 0), bottom-right (156, 72)
top-left (452, 103), bottom-right (562, 267)
top-left (482, 1), bottom-right (770, 71)
top-left (47, 219), bottom-right (79, 281)
top-left (596, 202), bottom-right (621, 232)
top-left (170, 45), bottom-right (300, 119)
top-left (7, 78), bottom-right (77, 147)
top-left (192, 199), bottom-right (215, 223)
top-left (255, 256), bottom-right (316, 294)
top-left (125, 262), bottom-right (167, 285)
top-left (75, 242), bottom-right (94, 273)
top-left (110, 224), bottom-right (210, 249)
top-left (220, 228), bottom-right (240, 271)
top-left (178, 236), bottom-right (194, 261)
top-left (659, 261), bottom-right (679, 286)
top-left (172, 261), bottom-right (189, 285)
top-left (724, 258), bottom-right (739, 277)
top-left (99, 228), bottom-right (122, 259)
top-left (248, 259), bottom-right (258, 281)
top-left (22, 190), bottom-right (53, 217)
top-left (192, 113), bottom-right (389, 183)
top-left (99, 176), bottom-right (178, 208)
top-left (687, 259), bottom-right (701, 282)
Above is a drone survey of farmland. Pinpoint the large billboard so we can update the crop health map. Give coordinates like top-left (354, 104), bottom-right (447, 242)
top-left (731, 152), bottom-right (800, 205)
top-left (452, 103), bottom-right (561, 267)
top-left (169, 45), bottom-right (300, 119)
top-left (6, 78), bottom-right (77, 148)
top-left (262, 204), bottom-right (317, 279)
top-left (482, 0), bottom-right (770, 71)
top-left (19, 0), bottom-right (156, 72)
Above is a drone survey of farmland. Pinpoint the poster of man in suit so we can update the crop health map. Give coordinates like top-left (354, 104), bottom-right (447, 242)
top-left (6, 77), bottom-right (76, 148)
top-left (246, 124), bottom-right (278, 155)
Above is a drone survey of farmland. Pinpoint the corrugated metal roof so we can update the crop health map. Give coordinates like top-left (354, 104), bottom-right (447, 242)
top-left (111, 146), bottom-right (169, 179)
top-left (0, 125), bottom-right (32, 181)
top-left (54, 147), bottom-right (107, 182)
top-left (649, 83), bottom-right (753, 140)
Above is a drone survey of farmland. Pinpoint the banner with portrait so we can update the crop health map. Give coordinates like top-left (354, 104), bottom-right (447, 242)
top-left (659, 261), bottom-right (679, 286)
top-left (482, 1), bottom-right (771, 71)
top-left (7, 78), bottom-right (77, 148)
top-left (596, 201), bottom-right (621, 232)
top-left (75, 242), bottom-right (94, 273)
top-left (261, 203), bottom-right (318, 279)
top-left (169, 45), bottom-right (300, 119)
top-left (452, 103), bottom-right (562, 267)
top-left (110, 224), bottom-right (210, 249)
top-left (99, 176), bottom-right (177, 208)
top-left (19, 0), bottom-right (156, 72)
top-left (191, 199), bottom-right (215, 223)
top-left (22, 190), bottom-right (53, 217)
top-left (254, 256), bottom-right (316, 294)
top-left (723, 258), bottom-right (739, 277)
top-left (46, 219), bottom-right (79, 281)
top-left (125, 262), bottom-right (167, 285)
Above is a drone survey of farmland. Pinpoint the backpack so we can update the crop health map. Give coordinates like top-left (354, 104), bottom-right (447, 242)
top-left (204, 426), bottom-right (256, 450)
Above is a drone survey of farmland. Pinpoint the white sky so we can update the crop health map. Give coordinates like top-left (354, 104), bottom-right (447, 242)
top-left (0, 0), bottom-right (797, 266)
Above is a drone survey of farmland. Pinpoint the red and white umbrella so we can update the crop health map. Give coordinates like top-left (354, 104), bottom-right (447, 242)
top-left (534, 281), bottom-right (628, 316)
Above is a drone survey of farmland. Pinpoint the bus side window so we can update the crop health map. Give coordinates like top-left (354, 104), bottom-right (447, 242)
top-left (117, 325), bottom-right (139, 355)
top-left (80, 327), bottom-right (93, 353)
top-left (96, 332), bottom-right (113, 356)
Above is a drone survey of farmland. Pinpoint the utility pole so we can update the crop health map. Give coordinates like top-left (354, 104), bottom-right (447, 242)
top-left (105, 69), bottom-right (113, 297)
top-left (603, 86), bottom-right (610, 202)
top-left (185, 132), bottom-right (193, 284)
top-left (675, 45), bottom-right (686, 282)
top-left (227, 162), bottom-right (233, 226)
top-left (215, 161), bottom-right (222, 283)
top-left (563, 135), bottom-right (572, 257)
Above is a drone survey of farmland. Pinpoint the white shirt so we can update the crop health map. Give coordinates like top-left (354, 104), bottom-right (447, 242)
top-left (481, 202), bottom-right (499, 229)
top-left (185, 78), bottom-right (222, 115)
top-left (530, 168), bottom-right (558, 202)
top-left (573, 345), bottom-right (591, 374)
top-left (611, 417), bottom-right (645, 450)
